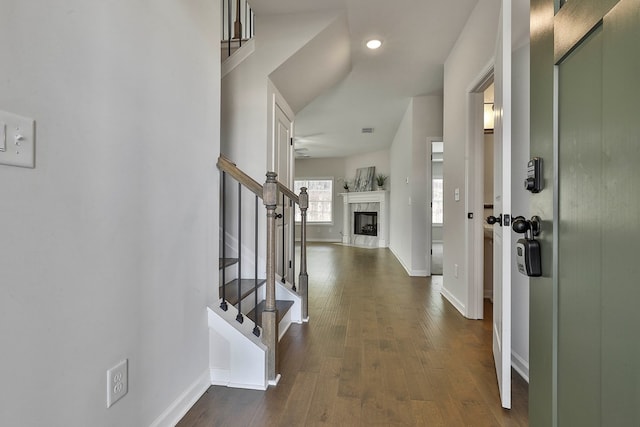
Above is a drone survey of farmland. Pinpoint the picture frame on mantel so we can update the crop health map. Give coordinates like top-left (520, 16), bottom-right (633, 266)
top-left (353, 166), bottom-right (375, 192)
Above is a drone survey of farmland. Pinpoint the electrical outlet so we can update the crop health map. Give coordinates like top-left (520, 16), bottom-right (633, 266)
top-left (107, 359), bottom-right (128, 408)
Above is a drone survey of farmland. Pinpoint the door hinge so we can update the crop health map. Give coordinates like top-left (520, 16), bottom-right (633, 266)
top-left (290, 137), bottom-right (293, 146)
top-left (289, 260), bottom-right (292, 268)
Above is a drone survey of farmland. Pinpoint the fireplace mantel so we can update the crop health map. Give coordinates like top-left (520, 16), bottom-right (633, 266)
top-left (340, 191), bottom-right (389, 247)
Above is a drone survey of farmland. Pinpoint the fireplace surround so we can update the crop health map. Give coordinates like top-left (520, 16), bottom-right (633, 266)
top-left (340, 190), bottom-right (389, 247)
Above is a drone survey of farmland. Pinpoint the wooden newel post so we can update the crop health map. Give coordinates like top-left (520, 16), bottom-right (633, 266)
top-left (298, 187), bottom-right (309, 321)
top-left (262, 171), bottom-right (279, 383)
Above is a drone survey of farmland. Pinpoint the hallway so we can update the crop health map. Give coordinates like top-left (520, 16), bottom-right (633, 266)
top-left (179, 243), bottom-right (528, 426)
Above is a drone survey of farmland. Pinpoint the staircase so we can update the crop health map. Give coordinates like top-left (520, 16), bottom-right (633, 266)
top-left (209, 155), bottom-right (309, 390)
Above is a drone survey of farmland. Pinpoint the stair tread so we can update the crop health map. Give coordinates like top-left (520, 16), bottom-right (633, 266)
top-left (220, 278), bottom-right (265, 306)
top-left (219, 258), bottom-right (239, 269)
top-left (247, 300), bottom-right (295, 326)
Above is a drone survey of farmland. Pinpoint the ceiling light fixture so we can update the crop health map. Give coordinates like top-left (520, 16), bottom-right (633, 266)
top-left (366, 39), bottom-right (382, 50)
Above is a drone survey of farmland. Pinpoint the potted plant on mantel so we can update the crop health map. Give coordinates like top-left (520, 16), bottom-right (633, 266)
top-left (375, 174), bottom-right (388, 190)
top-left (343, 181), bottom-right (350, 192)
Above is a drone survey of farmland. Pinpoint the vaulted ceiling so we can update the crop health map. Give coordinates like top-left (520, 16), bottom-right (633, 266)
top-left (249, 0), bottom-right (494, 159)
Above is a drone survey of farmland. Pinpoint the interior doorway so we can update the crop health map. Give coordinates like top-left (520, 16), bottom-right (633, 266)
top-left (482, 83), bottom-right (495, 302)
top-left (431, 141), bottom-right (444, 275)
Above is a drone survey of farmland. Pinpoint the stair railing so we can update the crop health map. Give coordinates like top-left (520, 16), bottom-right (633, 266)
top-left (221, 0), bottom-right (255, 60)
top-left (275, 182), bottom-right (309, 319)
top-left (218, 156), bottom-right (263, 336)
top-left (217, 155), bottom-right (308, 381)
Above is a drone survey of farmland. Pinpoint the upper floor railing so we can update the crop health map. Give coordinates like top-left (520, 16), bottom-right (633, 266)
top-left (221, 0), bottom-right (255, 60)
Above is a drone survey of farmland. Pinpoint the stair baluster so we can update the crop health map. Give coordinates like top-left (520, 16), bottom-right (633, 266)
top-left (253, 195), bottom-right (260, 337)
top-left (281, 192), bottom-right (286, 284)
top-left (291, 199), bottom-right (296, 292)
top-left (236, 182), bottom-right (244, 323)
top-left (298, 187), bottom-right (309, 320)
top-left (220, 172), bottom-right (228, 311)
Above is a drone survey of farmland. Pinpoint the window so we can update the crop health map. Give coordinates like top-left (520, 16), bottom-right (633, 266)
top-left (294, 179), bottom-right (333, 223)
top-left (432, 178), bottom-right (443, 224)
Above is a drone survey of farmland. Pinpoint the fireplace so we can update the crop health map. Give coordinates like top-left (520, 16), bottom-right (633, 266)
top-left (354, 211), bottom-right (378, 236)
top-left (340, 190), bottom-right (388, 248)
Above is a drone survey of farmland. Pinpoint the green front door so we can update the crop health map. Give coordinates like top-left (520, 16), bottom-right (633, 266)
top-left (553, 0), bottom-right (640, 425)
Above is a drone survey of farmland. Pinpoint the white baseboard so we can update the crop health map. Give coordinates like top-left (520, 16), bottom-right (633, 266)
top-left (268, 374), bottom-right (282, 387)
top-left (511, 351), bottom-right (530, 383)
top-left (305, 237), bottom-right (341, 242)
top-left (149, 369), bottom-right (210, 427)
top-left (411, 269), bottom-right (428, 277)
top-left (387, 245), bottom-right (427, 277)
top-left (210, 368), bottom-right (267, 391)
top-left (440, 286), bottom-right (466, 316)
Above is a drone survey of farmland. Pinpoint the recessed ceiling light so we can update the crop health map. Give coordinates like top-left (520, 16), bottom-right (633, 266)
top-left (366, 39), bottom-right (382, 50)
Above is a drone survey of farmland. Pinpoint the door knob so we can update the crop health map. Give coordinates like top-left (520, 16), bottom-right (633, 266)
top-left (486, 214), bottom-right (502, 226)
top-left (511, 215), bottom-right (541, 238)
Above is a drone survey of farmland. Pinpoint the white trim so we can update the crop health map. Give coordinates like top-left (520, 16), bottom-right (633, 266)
top-left (511, 350), bottom-right (530, 383)
top-left (426, 136), bottom-right (443, 279)
top-left (210, 369), bottom-right (268, 391)
top-left (388, 245), bottom-right (427, 277)
top-left (268, 374), bottom-right (282, 387)
top-left (149, 369), bottom-right (210, 427)
top-left (465, 58), bottom-right (495, 321)
top-left (221, 38), bottom-right (255, 78)
top-left (306, 238), bottom-right (342, 243)
top-left (552, 64), bottom-right (560, 427)
top-left (440, 286), bottom-right (466, 315)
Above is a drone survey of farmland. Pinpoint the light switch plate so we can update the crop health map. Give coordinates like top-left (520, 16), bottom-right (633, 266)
top-left (0, 110), bottom-right (35, 168)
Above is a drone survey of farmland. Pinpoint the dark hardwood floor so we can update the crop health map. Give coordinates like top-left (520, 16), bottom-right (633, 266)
top-left (178, 243), bottom-right (528, 426)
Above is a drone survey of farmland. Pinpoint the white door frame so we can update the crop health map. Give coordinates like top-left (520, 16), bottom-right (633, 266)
top-left (466, 62), bottom-right (494, 321)
top-left (425, 136), bottom-right (443, 277)
top-left (267, 79), bottom-right (294, 185)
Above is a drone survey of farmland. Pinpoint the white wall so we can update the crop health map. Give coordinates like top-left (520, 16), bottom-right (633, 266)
top-left (344, 149), bottom-right (390, 184)
top-left (390, 102), bottom-right (414, 270)
top-left (0, 1), bottom-right (220, 425)
top-left (294, 157), bottom-right (346, 242)
top-left (390, 96), bottom-right (443, 276)
top-left (221, 10), bottom-right (343, 179)
top-left (442, 0), bottom-right (530, 380)
top-left (442, 0), bottom-right (501, 313)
